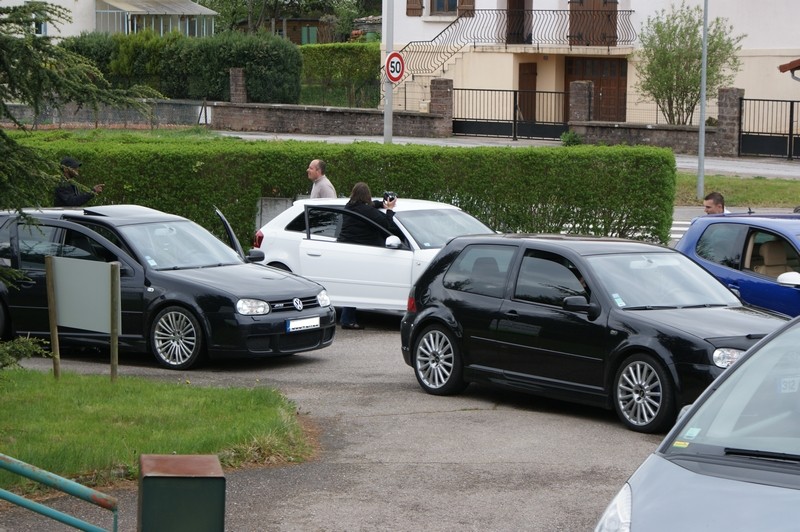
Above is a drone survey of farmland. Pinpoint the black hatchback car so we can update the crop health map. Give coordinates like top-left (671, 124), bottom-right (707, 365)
top-left (400, 234), bottom-right (788, 432)
top-left (0, 205), bottom-right (336, 369)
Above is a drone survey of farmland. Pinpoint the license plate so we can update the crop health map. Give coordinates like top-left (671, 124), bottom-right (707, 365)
top-left (287, 316), bottom-right (320, 332)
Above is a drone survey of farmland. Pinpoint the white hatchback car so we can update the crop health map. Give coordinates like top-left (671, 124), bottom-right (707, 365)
top-left (254, 198), bottom-right (494, 312)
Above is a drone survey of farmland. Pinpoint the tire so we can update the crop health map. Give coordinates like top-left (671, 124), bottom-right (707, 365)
top-left (150, 306), bottom-right (204, 370)
top-left (412, 325), bottom-right (468, 396)
top-left (613, 353), bottom-right (676, 433)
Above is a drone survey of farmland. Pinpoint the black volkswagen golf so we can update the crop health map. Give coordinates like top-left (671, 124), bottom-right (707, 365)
top-left (0, 205), bottom-right (336, 369)
top-left (400, 234), bottom-right (788, 432)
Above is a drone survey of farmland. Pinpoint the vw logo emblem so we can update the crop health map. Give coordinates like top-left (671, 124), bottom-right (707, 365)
top-left (293, 298), bottom-right (304, 311)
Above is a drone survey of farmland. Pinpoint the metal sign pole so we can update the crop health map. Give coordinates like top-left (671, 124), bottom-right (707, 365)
top-left (383, 0), bottom-right (394, 144)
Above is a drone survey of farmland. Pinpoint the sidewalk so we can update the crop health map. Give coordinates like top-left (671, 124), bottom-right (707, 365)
top-left (216, 131), bottom-right (800, 180)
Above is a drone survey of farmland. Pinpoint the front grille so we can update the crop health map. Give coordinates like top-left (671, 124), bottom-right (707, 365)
top-left (270, 296), bottom-right (319, 313)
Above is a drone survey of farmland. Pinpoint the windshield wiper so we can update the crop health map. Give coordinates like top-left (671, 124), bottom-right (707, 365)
top-left (725, 447), bottom-right (800, 463)
top-left (679, 303), bottom-right (729, 309)
top-left (622, 305), bottom-right (679, 310)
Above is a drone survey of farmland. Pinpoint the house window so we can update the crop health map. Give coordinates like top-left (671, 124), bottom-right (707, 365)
top-left (25, 2), bottom-right (47, 35)
top-left (431, 0), bottom-right (457, 15)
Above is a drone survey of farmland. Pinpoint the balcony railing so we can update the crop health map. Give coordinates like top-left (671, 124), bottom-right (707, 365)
top-left (394, 9), bottom-right (635, 81)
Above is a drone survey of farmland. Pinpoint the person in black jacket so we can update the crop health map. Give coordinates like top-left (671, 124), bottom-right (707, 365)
top-left (337, 182), bottom-right (398, 329)
top-left (54, 157), bottom-right (104, 207)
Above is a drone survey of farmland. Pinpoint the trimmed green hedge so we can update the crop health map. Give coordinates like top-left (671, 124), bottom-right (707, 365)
top-left (11, 132), bottom-right (676, 246)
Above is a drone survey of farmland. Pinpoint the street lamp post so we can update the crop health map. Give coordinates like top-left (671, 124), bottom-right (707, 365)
top-left (697, 0), bottom-right (709, 200)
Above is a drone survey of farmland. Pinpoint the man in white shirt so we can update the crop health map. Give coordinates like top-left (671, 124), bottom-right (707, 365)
top-left (307, 159), bottom-right (336, 198)
top-left (703, 191), bottom-right (730, 214)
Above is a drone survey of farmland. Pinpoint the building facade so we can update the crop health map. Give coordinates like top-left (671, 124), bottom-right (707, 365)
top-left (385, 0), bottom-right (800, 120)
top-left (12, 0), bottom-right (217, 38)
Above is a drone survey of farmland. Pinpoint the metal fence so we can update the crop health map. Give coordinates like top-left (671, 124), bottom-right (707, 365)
top-left (623, 96), bottom-right (719, 126)
top-left (452, 88), bottom-right (568, 140)
top-left (740, 98), bottom-right (800, 159)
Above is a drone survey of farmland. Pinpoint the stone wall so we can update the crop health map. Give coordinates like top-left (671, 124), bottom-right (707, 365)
top-left (211, 76), bottom-right (452, 137)
top-left (568, 82), bottom-right (743, 157)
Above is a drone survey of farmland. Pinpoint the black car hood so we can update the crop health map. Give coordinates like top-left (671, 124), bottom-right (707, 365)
top-left (155, 263), bottom-right (322, 299)
top-left (629, 306), bottom-right (786, 341)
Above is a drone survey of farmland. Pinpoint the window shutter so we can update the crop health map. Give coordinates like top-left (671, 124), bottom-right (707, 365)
top-left (406, 0), bottom-right (422, 16)
top-left (457, 0), bottom-right (474, 17)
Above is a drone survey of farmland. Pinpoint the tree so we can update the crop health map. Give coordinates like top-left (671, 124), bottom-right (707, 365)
top-left (636, 1), bottom-right (745, 125)
top-left (0, 1), bottom-right (158, 209)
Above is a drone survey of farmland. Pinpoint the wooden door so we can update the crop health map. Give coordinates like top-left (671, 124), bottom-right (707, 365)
top-left (519, 63), bottom-right (537, 122)
top-left (507, 0), bottom-right (525, 44)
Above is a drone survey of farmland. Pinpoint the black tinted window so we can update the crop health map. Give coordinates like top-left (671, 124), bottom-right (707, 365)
top-left (696, 223), bottom-right (746, 268)
top-left (286, 209), bottom-right (342, 239)
top-left (514, 251), bottom-right (587, 306)
top-left (17, 223), bottom-right (60, 269)
top-left (443, 244), bottom-right (516, 298)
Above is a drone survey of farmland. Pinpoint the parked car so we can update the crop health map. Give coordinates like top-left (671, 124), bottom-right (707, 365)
top-left (253, 198), bottom-right (495, 312)
top-left (595, 316), bottom-right (800, 531)
top-left (400, 234), bottom-right (788, 433)
top-left (0, 205), bottom-right (336, 369)
top-left (674, 213), bottom-right (800, 317)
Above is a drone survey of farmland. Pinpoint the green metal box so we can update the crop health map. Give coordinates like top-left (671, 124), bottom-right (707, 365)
top-left (138, 454), bottom-right (225, 532)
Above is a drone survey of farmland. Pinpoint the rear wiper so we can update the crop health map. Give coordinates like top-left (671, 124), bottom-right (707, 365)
top-left (725, 447), bottom-right (800, 463)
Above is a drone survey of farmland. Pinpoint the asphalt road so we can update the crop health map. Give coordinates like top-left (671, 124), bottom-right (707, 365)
top-left (6, 315), bottom-right (663, 532)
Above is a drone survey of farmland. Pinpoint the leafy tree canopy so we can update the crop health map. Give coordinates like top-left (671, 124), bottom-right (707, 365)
top-left (636, 1), bottom-right (745, 125)
top-left (0, 1), bottom-right (159, 210)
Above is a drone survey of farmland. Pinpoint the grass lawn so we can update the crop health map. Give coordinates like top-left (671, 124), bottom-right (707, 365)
top-left (0, 369), bottom-right (313, 493)
top-left (675, 172), bottom-right (800, 208)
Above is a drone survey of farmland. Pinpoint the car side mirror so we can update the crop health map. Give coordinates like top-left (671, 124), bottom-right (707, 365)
top-left (246, 248), bottom-right (265, 263)
top-left (777, 271), bottom-right (800, 287)
top-left (563, 295), bottom-right (601, 321)
top-left (385, 235), bottom-right (403, 249)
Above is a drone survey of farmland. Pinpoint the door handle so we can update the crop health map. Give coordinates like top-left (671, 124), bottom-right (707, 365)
top-left (305, 251), bottom-right (322, 257)
top-left (504, 310), bottom-right (519, 319)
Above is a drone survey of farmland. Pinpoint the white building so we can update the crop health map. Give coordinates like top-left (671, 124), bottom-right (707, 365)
top-left (14, 0), bottom-right (217, 38)
top-left (385, 0), bottom-right (800, 119)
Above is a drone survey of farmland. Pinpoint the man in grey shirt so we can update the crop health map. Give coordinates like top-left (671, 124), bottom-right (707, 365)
top-left (307, 159), bottom-right (337, 198)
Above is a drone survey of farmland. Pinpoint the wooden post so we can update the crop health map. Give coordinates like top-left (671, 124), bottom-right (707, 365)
top-left (110, 262), bottom-right (120, 382)
top-left (44, 256), bottom-right (60, 380)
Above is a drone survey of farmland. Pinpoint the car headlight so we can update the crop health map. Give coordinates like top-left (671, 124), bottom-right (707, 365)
top-left (713, 347), bottom-right (745, 368)
top-left (594, 483), bottom-right (631, 532)
top-left (236, 299), bottom-right (270, 315)
top-left (317, 290), bottom-right (331, 307)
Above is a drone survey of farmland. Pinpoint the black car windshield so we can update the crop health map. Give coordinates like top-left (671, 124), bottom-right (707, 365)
top-left (662, 321), bottom-right (800, 460)
top-left (586, 252), bottom-right (741, 309)
top-left (119, 220), bottom-right (243, 270)
top-left (393, 209), bottom-right (493, 249)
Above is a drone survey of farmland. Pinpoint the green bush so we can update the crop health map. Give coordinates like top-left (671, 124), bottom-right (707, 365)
top-left (59, 31), bottom-right (302, 104)
top-left (11, 132), bottom-right (676, 245)
top-left (0, 337), bottom-right (50, 370)
top-left (300, 42), bottom-right (380, 107)
top-left (560, 130), bottom-right (583, 146)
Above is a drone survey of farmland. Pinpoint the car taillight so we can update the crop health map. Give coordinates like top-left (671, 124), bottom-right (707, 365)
top-left (253, 229), bottom-right (264, 248)
top-left (407, 295), bottom-right (417, 313)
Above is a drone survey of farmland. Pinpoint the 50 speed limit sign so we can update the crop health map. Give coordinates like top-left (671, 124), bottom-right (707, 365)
top-left (385, 52), bottom-right (405, 83)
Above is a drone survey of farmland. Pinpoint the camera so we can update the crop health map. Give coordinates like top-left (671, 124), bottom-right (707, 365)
top-left (383, 191), bottom-right (397, 202)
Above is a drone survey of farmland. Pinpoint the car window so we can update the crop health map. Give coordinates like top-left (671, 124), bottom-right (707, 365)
top-left (63, 229), bottom-right (118, 263)
top-left (289, 208), bottom-right (342, 240)
top-left (663, 322), bottom-right (800, 458)
top-left (73, 221), bottom-right (133, 256)
top-left (394, 209), bottom-right (493, 249)
top-left (745, 230), bottom-right (798, 278)
top-left (443, 244), bottom-right (516, 298)
top-left (695, 223), bottom-right (746, 268)
top-left (16, 223), bottom-right (61, 269)
top-left (0, 218), bottom-right (11, 267)
top-left (514, 251), bottom-right (588, 306)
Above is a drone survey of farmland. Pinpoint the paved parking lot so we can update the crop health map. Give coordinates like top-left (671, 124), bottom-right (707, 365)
top-left (7, 317), bottom-right (662, 531)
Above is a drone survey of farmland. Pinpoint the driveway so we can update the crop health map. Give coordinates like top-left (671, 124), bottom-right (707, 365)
top-left (6, 315), bottom-right (662, 531)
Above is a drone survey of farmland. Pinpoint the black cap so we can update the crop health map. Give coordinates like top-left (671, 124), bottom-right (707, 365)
top-left (60, 157), bottom-right (81, 169)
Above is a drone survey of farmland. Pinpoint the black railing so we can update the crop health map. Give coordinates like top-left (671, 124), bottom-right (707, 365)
top-left (740, 98), bottom-right (800, 159)
top-left (390, 10), bottom-right (635, 82)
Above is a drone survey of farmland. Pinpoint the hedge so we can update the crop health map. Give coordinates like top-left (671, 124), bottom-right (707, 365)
top-left (10, 132), bottom-right (676, 246)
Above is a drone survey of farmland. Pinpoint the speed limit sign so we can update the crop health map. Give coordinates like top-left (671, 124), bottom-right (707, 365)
top-left (386, 52), bottom-right (405, 83)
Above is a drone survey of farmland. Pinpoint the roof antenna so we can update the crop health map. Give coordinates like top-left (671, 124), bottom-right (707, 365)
top-left (747, 207), bottom-right (754, 215)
